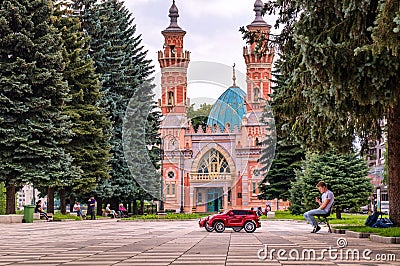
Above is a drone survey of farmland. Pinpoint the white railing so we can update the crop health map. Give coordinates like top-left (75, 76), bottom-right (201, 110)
top-left (190, 173), bottom-right (231, 182)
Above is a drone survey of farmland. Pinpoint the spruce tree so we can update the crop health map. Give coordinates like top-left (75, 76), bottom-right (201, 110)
top-left (0, 0), bottom-right (77, 213)
top-left (74, 0), bottom-right (155, 204)
top-left (260, 141), bottom-right (304, 201)
top-left (53, 2), bottom-right (112, 205)
top-left (122, 84), bottom-right (161, 207)
top-left (290, 151), bottom-right (373, 218)
top-left (259, 60), bottom-right (306, 201)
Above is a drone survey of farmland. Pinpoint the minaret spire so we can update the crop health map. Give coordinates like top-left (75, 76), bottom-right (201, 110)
top-left (249, 0), bottom-right (270, 27)
top-left (232, 63), bottom-right (237, 87)
top-left (159, 0), bottom-right (190, 115)
top-left (164, 0), bottom-right (183, 31)
top-left (243, 0), bottom-right (274, 111)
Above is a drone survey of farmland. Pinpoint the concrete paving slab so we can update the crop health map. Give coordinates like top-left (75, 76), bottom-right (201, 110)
top-left (0, 220), bottom-right (398, 265)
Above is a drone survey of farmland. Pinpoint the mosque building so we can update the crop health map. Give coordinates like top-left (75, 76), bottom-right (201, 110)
top-left (158, 0), bottom-right (282, 213)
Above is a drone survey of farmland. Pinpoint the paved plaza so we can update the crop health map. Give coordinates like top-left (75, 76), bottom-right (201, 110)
top-left (0, 219), bottom-right (399, 265)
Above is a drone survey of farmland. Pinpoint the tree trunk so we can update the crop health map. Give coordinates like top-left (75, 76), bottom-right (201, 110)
top-left (47, 187), bottom-right (55, 214)
top-left (69, 195), bottom-right (75, 213)
top-left (5, 185), bottom-right (16, 214)
top-left (133, 199), bottom-right (138, 215)
top-left (60, 188), bottom-right (66, 215)
top-left (335, 206), bottom-right (342, 219)
top-left (96, 197), bottom-right (102, 216)
top-left (110, 197), bottom-right (118, 211)
top-left (387, 103), bottom-right (400, 226)
top-left (140, 199), bottom-right (144, 214)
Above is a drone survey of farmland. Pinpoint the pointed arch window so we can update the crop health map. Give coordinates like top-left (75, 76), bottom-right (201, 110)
top-left (253, 87), bottom-right (260, 102)
top-left (167, 91), bottom-right (174, 106)
top-left (197, 149), bottom-right (230, 175)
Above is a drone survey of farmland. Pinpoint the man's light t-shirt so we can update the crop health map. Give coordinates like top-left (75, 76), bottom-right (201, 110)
top-left (322, 190), bottom-right (334, 212)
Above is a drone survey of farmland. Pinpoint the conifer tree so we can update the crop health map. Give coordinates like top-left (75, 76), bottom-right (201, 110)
top-left (52, 2), bottom-right (112, 206)
top-left (259, 141), bottom-right (304, 201)
top-left (257, 103), bottom-right (277, 180)
top-left (290, 151), bottom-right (373, 218)
top-left (259, 60), bottom-right (305, 201)
top-left (0, 0), bottom-right (77, 213)
top-left (74, 0), bottom-right (155, 203)
top-left (121, 82), bottom-right (161, 207)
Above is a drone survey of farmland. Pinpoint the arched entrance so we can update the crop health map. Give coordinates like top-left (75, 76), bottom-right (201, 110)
top-left (207, 188), bottom-right (223, 212)
top-left (192, 148), bottom-right (232, 212)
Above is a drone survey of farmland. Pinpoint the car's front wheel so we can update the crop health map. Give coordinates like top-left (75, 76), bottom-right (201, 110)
top-left (214, 221), bottom-right (225, 233)
top-left (233, 227), bottom-right (242, 232)
top-left (244, 221), bottom-right (256, 233)
top-left (205, 222), bottom-right (214, 232)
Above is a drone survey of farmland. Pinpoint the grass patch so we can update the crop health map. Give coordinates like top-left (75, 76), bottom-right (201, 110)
top-left (269, 211), bottom-right (400, 237)
top-left (268, 211), bottom-right (305, 221)
top-left (268, 211), bottom-right (371, 225)
top-left (334, 225), bottom-right (400, 237)
top-left (329, 214), bottom-right (368, 225)
top-left (53, 213), bottom-right (83, 221)
top-left (126, 212), bottom-right (208, 220)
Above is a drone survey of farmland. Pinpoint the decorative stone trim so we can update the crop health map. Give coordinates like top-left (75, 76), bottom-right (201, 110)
top-left (370, 235), bottom-right (400, 244)
top-left (0, 215), bottom-right (24, 223)
top-left (332, 228), bottom-right (346, 234)
top-left (345, 231), bottom-right (371, 238)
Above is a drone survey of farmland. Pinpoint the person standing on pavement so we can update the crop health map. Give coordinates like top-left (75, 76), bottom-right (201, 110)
top-left (303, 181), bottom-right (334, 233)
top-left (88, 196), bottom-right (97, 220)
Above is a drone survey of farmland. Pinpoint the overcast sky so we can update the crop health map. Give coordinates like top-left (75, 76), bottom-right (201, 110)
top-left (125, 0), bottom-right (277, 105)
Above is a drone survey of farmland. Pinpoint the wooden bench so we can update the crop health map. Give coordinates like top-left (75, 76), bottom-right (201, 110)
top-left (102, 209), bottom-right (115, 218)
top-left (34, 212), bottom-right (53, 220)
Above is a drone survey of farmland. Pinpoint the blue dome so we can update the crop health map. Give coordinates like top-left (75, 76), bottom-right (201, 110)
top-left (207, 86), bottom-right (247, 131)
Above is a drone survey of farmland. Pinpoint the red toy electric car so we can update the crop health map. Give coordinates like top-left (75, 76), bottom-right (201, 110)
top-left (199, 209), bottom-right (261, 233)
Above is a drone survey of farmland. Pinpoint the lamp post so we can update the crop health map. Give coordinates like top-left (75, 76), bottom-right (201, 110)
top-left (159, 144), bottom-right (165, 214)
top-left (146, 141), bottom-right (165, 216)
top-left (169, 148), bottom-right (192, 214)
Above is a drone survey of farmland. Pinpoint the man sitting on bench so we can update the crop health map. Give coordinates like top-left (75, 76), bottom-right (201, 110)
top-left (35, 200), bottom-right (52, 221)
top-left (303, 181), bottom-right (334, 233)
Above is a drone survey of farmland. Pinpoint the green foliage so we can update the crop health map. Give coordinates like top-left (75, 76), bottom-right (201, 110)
top-left (0, 183), bottom-right (5, 215)
top-left (334, 226), bottom-right (400, 237)
top-left (258, 61), bottom-right (305, 202)
top-left (0, 0), bottom-right (78, 212)
top-left (271, 210), bottom-right (305, 220)
top-left (128, 212), bottom-right (206, 220)
top-left (288, 172), bottom-right (306, 215)
top-left (53, 213), bottom-right (83, 221)
top-left (258, 103), bottom-right (277, 175)
top-left (53, 2), bottom-right (112, 196)
top-left (369, 0), bottom-right (400, 56)
top-left (76, 0), bottom-right (155, 201)
top-left (187, 103), bottom-right (212, 132)
top-left (289, 151), bottom-right (373, 217)
top-left (260, 140), bottom-right (304, 201)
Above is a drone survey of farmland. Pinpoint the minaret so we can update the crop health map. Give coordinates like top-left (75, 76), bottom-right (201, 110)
top-left (158, 0), bottom-right (190, 115)
top-left (243, 0), bottom-right (274, 111)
